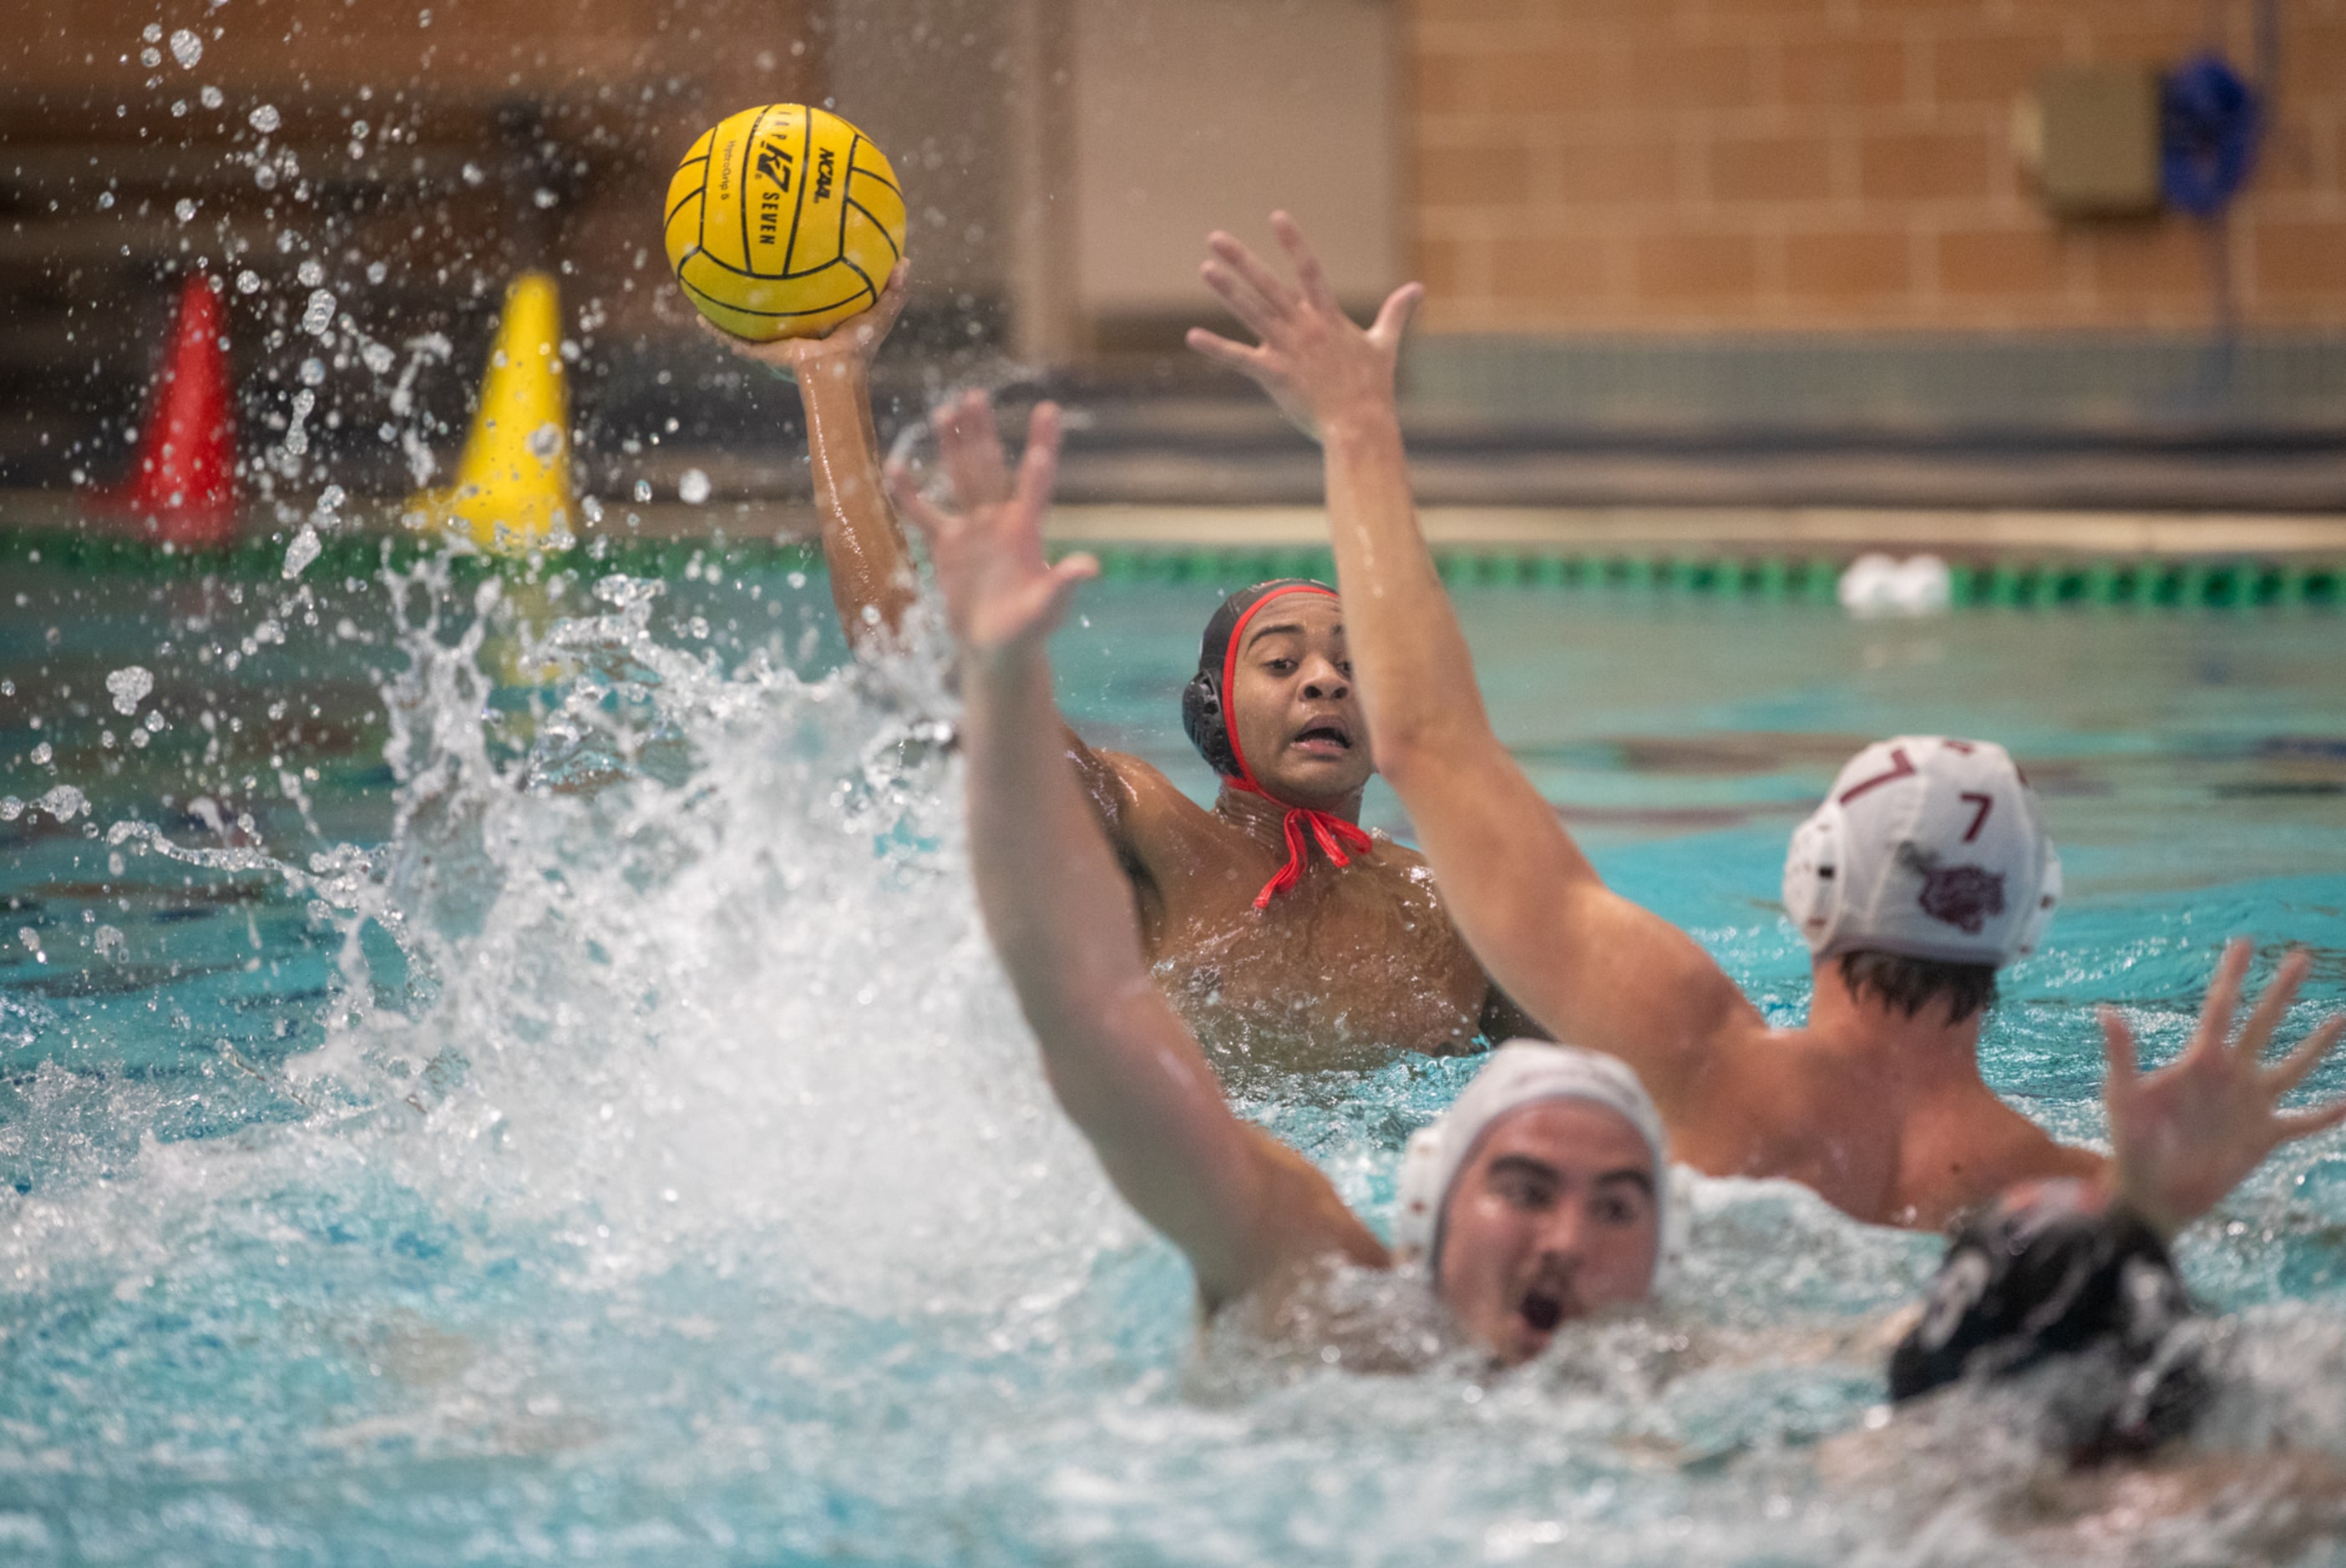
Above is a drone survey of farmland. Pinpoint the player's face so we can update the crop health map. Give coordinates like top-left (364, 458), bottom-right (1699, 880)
top-left (1435, 1100), bottom-right (1660, 1367)
top-left (1226, 596), bottom-right (1371, 807)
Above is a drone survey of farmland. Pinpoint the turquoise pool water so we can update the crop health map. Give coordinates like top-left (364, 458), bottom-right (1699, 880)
top-left (2, 547), bottom-right (2344, 1565)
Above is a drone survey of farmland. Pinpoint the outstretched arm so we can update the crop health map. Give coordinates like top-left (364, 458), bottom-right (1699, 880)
top-left (888, 396), bottom-right (1382, 1308)
top-left (2099, 938), bottom-right (2346, 1237)
top-left (707, 262), bottom-right (920, 649)
top-left (924, 391), bottom-right (1147, 851)
top-left (1186, 216), bottom-right (1759, 1118)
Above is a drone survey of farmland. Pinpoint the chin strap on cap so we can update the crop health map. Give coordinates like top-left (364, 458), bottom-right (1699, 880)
top-left (1246, 800), bottom-right (1374, 912)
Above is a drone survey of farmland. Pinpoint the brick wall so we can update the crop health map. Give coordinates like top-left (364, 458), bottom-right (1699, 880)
top-left (1407, 0), bottom-right (2346, 333)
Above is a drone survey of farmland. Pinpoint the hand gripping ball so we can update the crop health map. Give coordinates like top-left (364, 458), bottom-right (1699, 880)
top-left (664, 104), bottom-right (907, 341)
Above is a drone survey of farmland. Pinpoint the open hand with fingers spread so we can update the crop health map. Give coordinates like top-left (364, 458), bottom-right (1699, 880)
top-left (886, 390), bottom-right (1096, 655)
top-left (2102, 938), bottom-right (2346, 1237)
top-left (1186, 212), bottom-right (1423, 441)
top-left (700, 260), bottom-right (911, 383)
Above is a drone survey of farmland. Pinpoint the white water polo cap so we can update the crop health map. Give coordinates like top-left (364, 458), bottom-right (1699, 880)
top-left (1392, 1042), bottom-right (1669, 1273)
top-left (1783, 736), bottom-right (2062, 966)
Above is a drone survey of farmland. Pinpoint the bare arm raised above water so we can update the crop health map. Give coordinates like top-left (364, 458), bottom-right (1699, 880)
top-left (715, 288), bottom-right (1177, 873)
top-left (920, 389), bottom-right (1171, 854)
top-left (707, 262), bottom-right (920, 650)
top-left (888, 394), bottom-right (1384, 1309)
top-left (1186, 216), bottom-right (1761, 1120)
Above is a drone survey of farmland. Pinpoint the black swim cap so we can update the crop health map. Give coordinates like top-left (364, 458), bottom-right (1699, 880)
top-left (1889, 1180), bottom-right (2207, 1460)
top-left (1180, 579), bottom-right (1337, 781)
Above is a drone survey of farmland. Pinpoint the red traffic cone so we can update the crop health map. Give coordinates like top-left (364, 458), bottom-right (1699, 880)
top-left (91, 275), bottom-right (240, 548)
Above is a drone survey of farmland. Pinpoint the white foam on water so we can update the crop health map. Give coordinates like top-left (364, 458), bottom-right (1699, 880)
top-left (4, 564), bottom-right (2345, 1565)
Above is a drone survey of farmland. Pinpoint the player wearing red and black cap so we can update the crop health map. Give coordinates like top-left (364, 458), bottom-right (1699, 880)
top-left (712, 283), bottom-right (1538, 1070)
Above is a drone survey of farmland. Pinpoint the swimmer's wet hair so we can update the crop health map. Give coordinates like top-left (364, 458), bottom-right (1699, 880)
top-left (1839, 949), bottom-right (1998, 1025)
top-left (1890, 1180), bottom-right (2207, 1464)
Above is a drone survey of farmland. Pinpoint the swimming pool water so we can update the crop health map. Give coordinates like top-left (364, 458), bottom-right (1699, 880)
top-left (2, 545), bottom-right (2343, 1565)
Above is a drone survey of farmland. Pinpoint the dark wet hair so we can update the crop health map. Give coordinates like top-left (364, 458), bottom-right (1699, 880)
top-left (1180, 579), bottom-right (1335, 780)
top-left (1890, 1181), bottom-right (2207, 1463)
top-left (1839, 948), bottom-right (1999, 1025)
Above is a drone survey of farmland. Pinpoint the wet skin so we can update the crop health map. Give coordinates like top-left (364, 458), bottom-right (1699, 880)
top-left (741, 305), bottom-right (1531, 1074)
top-left (1069, 594), bottom-right (1535, 1070)
top-left (1434, 1100), bottom-right (1661, 1365)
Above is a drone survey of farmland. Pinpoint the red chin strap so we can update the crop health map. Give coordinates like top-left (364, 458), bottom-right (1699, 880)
top-left (1219, 584), bottom-right (1374, 911)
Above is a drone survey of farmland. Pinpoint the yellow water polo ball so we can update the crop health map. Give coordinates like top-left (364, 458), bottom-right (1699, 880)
top-left (663, 104), bottom-right (908, 341)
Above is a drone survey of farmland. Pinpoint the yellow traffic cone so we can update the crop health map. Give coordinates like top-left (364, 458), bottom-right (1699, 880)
top-left (411, 271), bottom-right (577, 552)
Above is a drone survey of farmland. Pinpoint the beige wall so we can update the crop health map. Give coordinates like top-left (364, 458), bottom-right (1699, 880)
top-left (1070, 0), bottom-right (1401, 326)
top-left (1407, 0), bottom-right (2346, 334)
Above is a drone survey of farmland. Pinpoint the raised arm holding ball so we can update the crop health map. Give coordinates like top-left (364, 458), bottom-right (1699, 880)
top-left (685, 117), bottom-right (1538, 1071)
top-left (1187, 212), bottom-right (2346, 1230)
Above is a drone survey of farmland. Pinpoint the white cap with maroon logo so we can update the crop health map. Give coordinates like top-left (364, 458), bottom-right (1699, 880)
top-left (1782, 736), bottom-right (2063, 967)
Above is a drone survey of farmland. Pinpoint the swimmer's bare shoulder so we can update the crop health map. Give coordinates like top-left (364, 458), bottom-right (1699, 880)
top-left (1064, 737), bottom-right (1219, 866)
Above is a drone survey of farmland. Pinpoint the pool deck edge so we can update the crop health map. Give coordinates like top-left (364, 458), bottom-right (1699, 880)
top-left (4, 489), bottom-right (2345, 562)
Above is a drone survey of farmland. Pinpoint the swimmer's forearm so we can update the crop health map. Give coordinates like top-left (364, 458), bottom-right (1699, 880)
top-left (1314, 402), bottom-right (1769, 1093)
top-left (961, 641), bottom-right (1290, 1297)
top-left (963, 645), bottom-right (1149, 1013)
top-left (1316, 406), bottom-right (1595, 897)
top-left (800, 357), bottom-right (919, 647)
top-left (1317, 407), bottom-right (1487, 766)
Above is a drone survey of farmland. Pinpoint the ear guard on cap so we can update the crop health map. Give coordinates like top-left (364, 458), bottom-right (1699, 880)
top-left (1391, 1123), bottom-right (1447, 1262)
top-left (1781, 802), bottom-right (1847, 954)
top-left (2014, 840), bottom-right (2063, 959)
top-left (1180, 669), bottom-right (1240, 779)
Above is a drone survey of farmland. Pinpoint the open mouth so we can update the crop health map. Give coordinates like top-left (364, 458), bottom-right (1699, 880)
top-left (1290, 721), bottom-right (1353, 755)
top-left (1518, 1291), bottom-right (1566, 1337)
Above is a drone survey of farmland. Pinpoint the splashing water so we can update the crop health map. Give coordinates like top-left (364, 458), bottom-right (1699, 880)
top-left (105, 665), bottom-right (154, 716)
top-left (1, 560), bottom-right (2344, 1564)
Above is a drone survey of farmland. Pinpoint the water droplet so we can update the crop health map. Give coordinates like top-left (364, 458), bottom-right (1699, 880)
top-left (30, 742), bottom-right (53, 766)
top-left (301, 288), bottom-right (337, 337)
top-left (249, 104), bottom-right (280, 133)
top-left (299, 357), bottom-right (326, 386)
top-left (94, 926), bottom-right (126, 959)
top-left (532, 187), bottom-right (559, 210)
top-left (529, 422), bottom-right (565, 461)
top-left (174, 197), bottom-right (197, 223)
top-left (633, 479), bottom-right (652, 502)
top-left (678, 468), bottom-right (711, 505)
top-left (140, 48), bottom-right (163, 68)
top-left (97, 191), bottom-right (115, 210)
top-left (366, 260), bottom-right (387, 285)
top-left (105, 665), bottom-right (153, 715)
top-left (38, 785), bottom-right (87, 822)
top-left (461, 161), bottom-right (484, 187)
top-left (361, 341), bottom-right (394, 374)
top-left (0, 798), bottom-right (18, 822)
top-left (236, 269), bottom-right (262, 294)
top-left (169, 28), bottom-right (202, 68)
top-left (200, 85), bottom-right (224, 109)
top-left (142, 23), bottom-right (162, 41)
top-left (281, 524), bottom-right (322, 579)
top-left (296, 258), bottom-right (323, 286)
